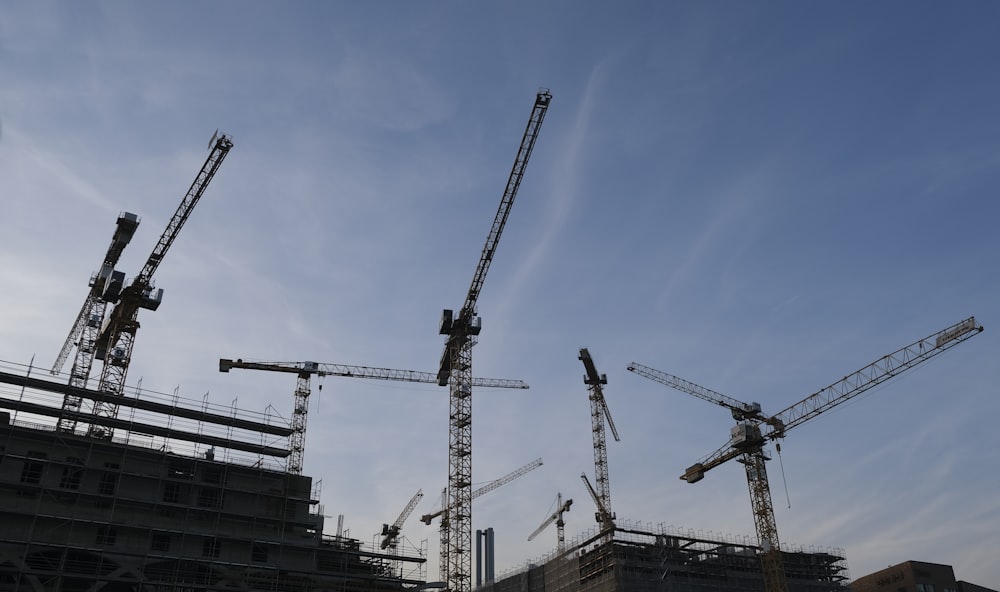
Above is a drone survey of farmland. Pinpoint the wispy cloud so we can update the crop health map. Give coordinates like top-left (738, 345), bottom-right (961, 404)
top-left (2, 3), bottom-right (998, 587)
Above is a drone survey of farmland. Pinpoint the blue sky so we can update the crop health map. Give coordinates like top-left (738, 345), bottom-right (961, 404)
top-left (2, 1), bottom-right (999, 587)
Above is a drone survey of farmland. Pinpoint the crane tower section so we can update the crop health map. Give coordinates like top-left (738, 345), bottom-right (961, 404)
top-left (435, 89), bottom-right (550, 592)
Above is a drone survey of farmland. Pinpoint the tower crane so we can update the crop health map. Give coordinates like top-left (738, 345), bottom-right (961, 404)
top-left (627, 316), bottom-right (983, 592)
top-left (578, 348), bottom-right (619, 533)
top-left (435, 89), bottom-right (551, 592)
top-left (381, 489), bottom-right (424, 550)
top-left (51, 211), bottom-right (140, 433)
top-left (420, 458), bottom-right (543, 583)
top-left (527, 492), bottom-right (572, 554)
top-left (219, 358), bottom-right (528, 475)
top-left (84, 132), bottom-right (234, 439)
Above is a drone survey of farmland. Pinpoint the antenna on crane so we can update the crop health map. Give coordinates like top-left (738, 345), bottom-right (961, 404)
top-left (435, 89), bottom-right (551, 592)
top-left (627, 316), bottom-right (983, 592)
top-left (220, 358), bottom-right (528, 475)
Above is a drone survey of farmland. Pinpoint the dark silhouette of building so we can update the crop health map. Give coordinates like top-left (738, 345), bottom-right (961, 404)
top-left (853, 560), bottom-right (997, 592)
top-left (0, 361), bottom-right (426, 591)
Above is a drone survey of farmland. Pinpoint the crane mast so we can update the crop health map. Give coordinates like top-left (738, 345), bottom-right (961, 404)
top-left (52, 211), bottom-right (140, 433)
top-left (435, 89), bottom-right (551, 592)
top-left (87, 132), bottom-right (233, 439)
top-left (220, 358), bottom-right (528, 475)
top-left (579, 348), bottom-right (619, 532)
top-left (627, 316), bottom-right (983, 592)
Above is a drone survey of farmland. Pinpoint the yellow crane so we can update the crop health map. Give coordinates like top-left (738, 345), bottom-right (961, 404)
top-left (435, 89), bottom-right (551, 592)
top-left (627, 316), bottom-right (983, 592)
top-left (219, 358), bottom-right (528, 475)
top-left (579, 348), bottom-right (619, 533)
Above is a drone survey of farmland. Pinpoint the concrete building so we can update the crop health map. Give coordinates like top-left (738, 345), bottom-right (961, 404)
top-left (481, 520), bottom-right (850, 592)
top-left (853, 561), bottom-right (996, 592)
top-left (0, 360), bottom-right (426, 591)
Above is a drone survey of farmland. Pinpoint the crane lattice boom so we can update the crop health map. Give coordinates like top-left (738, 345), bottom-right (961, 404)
top-left (770, 316), bottom-right (982, 435)
top-left (458, 92), bottom-right (553, 325)
top-left (419, 458), bottom-right (543, 525)
top-left (627, 362), bottom-right (765, 421)
top-left (220, 359), bottom-right (528, 389)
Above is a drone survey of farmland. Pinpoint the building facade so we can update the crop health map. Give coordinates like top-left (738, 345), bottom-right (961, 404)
top-left (0, 363), bottom-right (425, 591)
top-left (482, 520), bottom-right (850, 592)
top-left (852, 561), bottom-right (996, 592)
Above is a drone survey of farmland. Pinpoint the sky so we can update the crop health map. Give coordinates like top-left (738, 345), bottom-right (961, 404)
top-left (1, 0), bottom-right (999, 587)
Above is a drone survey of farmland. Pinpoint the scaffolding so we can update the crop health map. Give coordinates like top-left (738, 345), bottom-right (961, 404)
top-left (484, 519), bottom-right (849, 592)
top-left (0, 359), bottom-right (427, 591)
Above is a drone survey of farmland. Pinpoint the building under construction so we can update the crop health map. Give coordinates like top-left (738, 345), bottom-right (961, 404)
top-left (481, 519), bottom-right (849, 592)
top-left (0, 359), bottom-right (426, 591)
